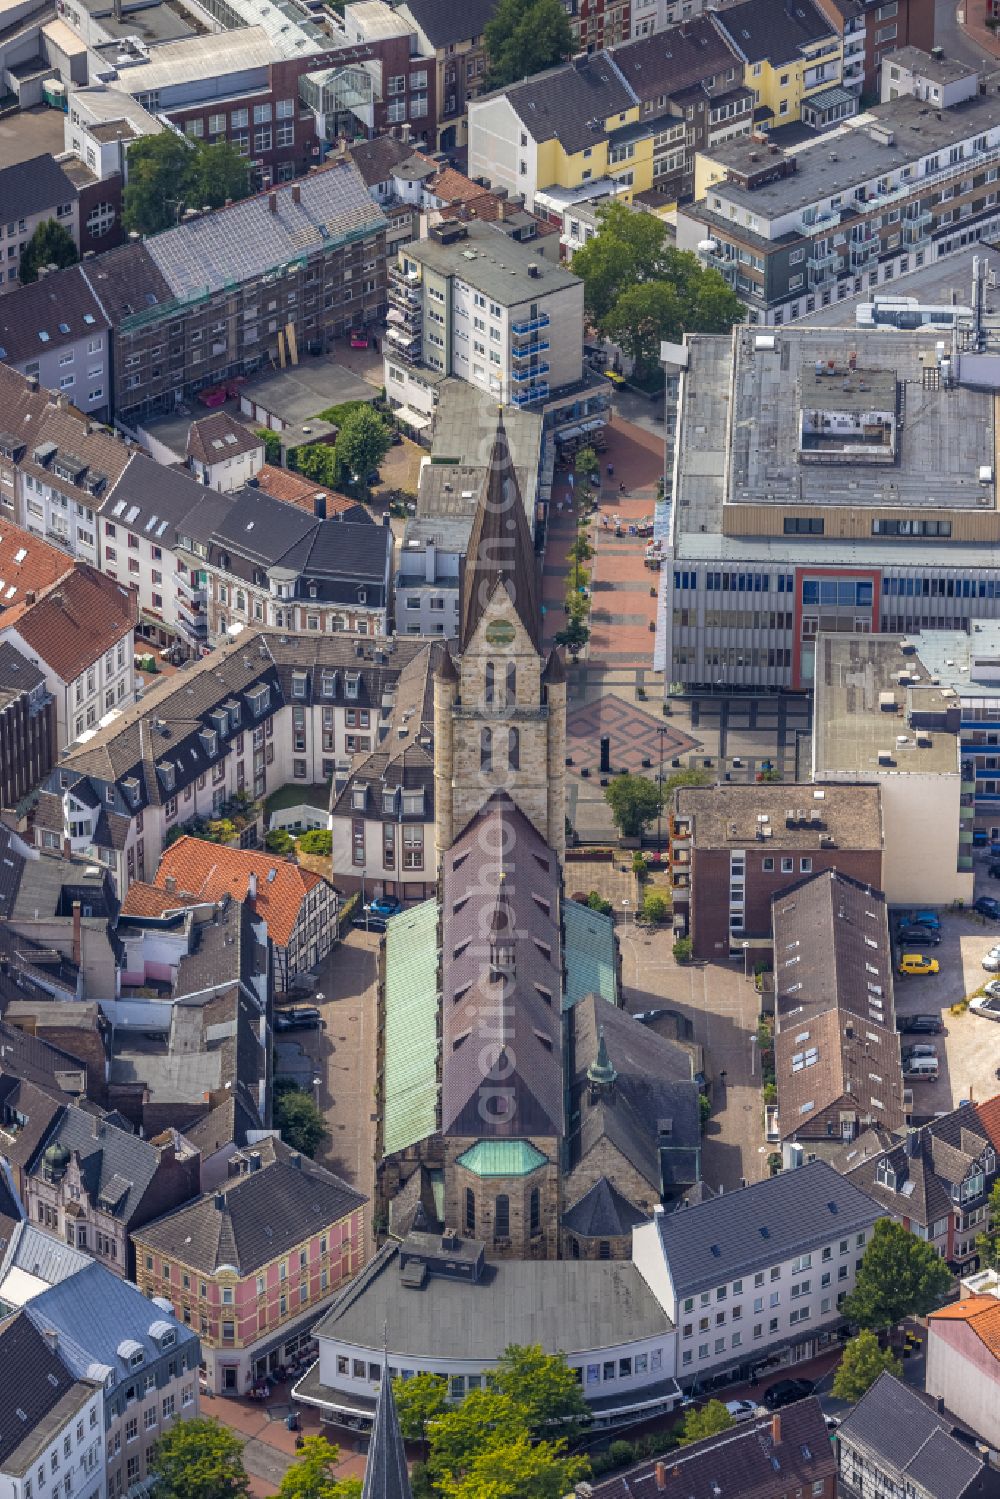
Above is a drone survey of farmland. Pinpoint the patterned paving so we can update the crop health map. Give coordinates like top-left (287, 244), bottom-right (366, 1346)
top-left (565, 694), bottom-right (699, 775)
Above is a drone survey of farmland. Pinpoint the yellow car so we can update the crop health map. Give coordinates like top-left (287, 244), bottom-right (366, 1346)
top-left (898, 953), bottom-right (940, 977)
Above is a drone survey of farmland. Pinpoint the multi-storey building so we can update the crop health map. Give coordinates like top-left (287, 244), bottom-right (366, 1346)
top-left (0, 521), bottom-right (75, 627)
top-left (926, 1293), bottom-right (1000, 1456)
top-left (77, 165), bottom-right (387, 422)
top-left (0, 1314), bottom-right (104, 1499)
top-left (366, 0), bottom-right (494, 151)
top-left (632, 1158), bottom-right (883, 1387)
top-left (39, 632), bottom-right (435, 895)
top-left (662, 325), bottom-right (1000, 701)
top-left (0, 156), bottom-right (79, 296)
top-left (670, 782), bottom-right (883, 960)
top-left (385, 220), bottom-right (584, 411)
top-left (0, 564), bottom-right (136, 752)
top-left (837, 1372), bottom-right (999, 1499)
top-left (0, 266), bottom-right (112, 415)
top-left (133, 1136), bottom-right (366, 1394)
top-left (813, 0), bottom-right (935, 99)
top-left (677, 65), bottom-right (1000, 323)
top-left (469, 24), bottom-right (753, 216)
top-left (0, 641), bottom-right (57, 813)
top-left (713, 0), bottom-right (849, 130)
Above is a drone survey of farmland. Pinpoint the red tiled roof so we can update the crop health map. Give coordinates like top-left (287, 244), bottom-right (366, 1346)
top-left (929, 1295), bottom-right (1000, 1359)
top-left (13, 564), bottom-right (135, 683)
top-left (120, 881), bottom-right (200, 918)
top-left (976, 1094), bottom-right (1000, 1151)
top-left (152, 836), bottom-right (326, 948)
top-left (0, 521), bottom-right (75, 629)
top-left (256, 465), bottom-right (360, 517)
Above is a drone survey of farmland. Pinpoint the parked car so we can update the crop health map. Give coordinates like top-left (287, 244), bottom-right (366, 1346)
top-left (725, 1400), bottom-right (760, 1423)
top-left (896, 925), bottom-right (941, 946)
top-left (988, 863), bottom-right (1000, 878)
top-left (902, 1043), bottom-right (938, 1063)
top-left (984, 980), bottom-right (1000, 1001)
top-left (982, 944), bottom-right (1000, 972)
top-left (274, 1006), bottom-right (323, 1032)
top-left (897, 1014), bottom-right (944, 1035)
top-left (897, 953), bottom-right (940, 977)
top-left (975, 896), bottom-right (1000, 920)
top-left (896, 909), bottom-right (941, 931)
top-left (971, 995), bottom-right (1000, 1022)
top-left (366, 896), bottom-right (402, 919)
top-left (764, 1379), bottom-right (815, 1410)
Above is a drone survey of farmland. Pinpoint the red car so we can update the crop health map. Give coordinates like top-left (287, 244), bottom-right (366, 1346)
top-left (349, 329), bottom-right (369, 349)
top-left (197, 385), bottom-right (227, 408)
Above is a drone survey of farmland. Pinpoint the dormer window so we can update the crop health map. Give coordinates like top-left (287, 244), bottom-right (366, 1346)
top-left (402, 790), bottom-right (424, 816)
top-left (357, 588), bottom-right (367, 605)
top-left (321, 670), bottom-right (337, 698)
top-left (291, 672), bottom-right (308, 700)
top-left (248, 684), bottom-right (270, 717)
top-left (382, 788), bottom-right (397, 815)
top-left (875, 1160), bottom-right (897, 1192)
top-left (352, 787), bottom-right (367, 811)
top-left (345, 673), bottom-right (360, 700)
top-left (200, 728), bottom-right (218, 757)
top-left (157, 762), bottom-right (175, 792)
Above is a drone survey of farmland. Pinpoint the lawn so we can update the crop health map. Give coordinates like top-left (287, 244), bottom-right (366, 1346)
top-left (264, 782), bottom-right (330, 817)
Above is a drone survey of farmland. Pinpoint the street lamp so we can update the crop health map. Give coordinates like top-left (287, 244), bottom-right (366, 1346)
top-left (312, 1075), bottom-right (322, 1107)
top-left (622, 898), bottom-right (630, 931)
top-left (657, 724), bottom-right (668, 855)
top-left (742, 939), bottom-right (751, 982)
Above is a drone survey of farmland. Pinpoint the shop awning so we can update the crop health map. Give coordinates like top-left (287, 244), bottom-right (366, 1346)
top-left (394, 404), bottom-right (431, 430)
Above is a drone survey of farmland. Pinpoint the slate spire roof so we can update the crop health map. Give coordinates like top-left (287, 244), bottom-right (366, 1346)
top-left (587, 1027), bottom-right (617, 1089)
top-left (459, 412), bottom-right (541, 651)
top-left (362, 1357), bottom-right (411, 1499)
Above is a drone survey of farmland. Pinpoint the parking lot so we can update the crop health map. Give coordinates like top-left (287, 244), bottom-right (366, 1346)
top-left (892, 900), bottom-right (1000, 1116)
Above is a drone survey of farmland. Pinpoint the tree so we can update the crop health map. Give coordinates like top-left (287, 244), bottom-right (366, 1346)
top-left (832, 1331), bottom-right (902, 1404)
top-left (554, 617), bottom-right (589, 654)
top-left (265, 828), bottom-right (296, 855)
top-left (123, 133), bottom-right (252, 236)
top-left (298, 829), bottom-right (333, 856)
top-left (335, 406), bottom-right (392, 493)
top-left (603, 281), bottom-right (684, 380)
top-left (257, 429), bottom-right (282, 464)
top-left (19, 219), bottom-right (78, 284)
top-left (586, 891), bottom-right (613, 917)
top-left (191, 139), bottom-right (253, 210)
top-left (268, 1435), bottom-right (362, 1499)
top-left (678, 1401), bottom-right (734, 1445)
top-left (436, 1432), bottom-right (588, 1499)
top-left (484, 0), bottom-right (572, 89)
top-left (571, 202), bottom-right (668, 324)
top-left (842, 1218), bottom-right (953, 1330)
top-left (150, 1417), bottom-right (250, 1499)
top-left (575, 445), bottom-right (599, 479)
top-left (491, 1345), bottom-right (589, 1439)
top-left (672, 936), bottom-right (693, 964)
top-left (392, 1373), bottom-right (448, 1443)
top-left (604, 773), bottom-right (662, 837)
top-left (274, 1082), bottom-right (328, 1157)
top-left (426, 1390), bottom-right (524, 1488)
top-left (977, 1181), bottom-right (1000, 1269)
top-left (296, 443), bottom-right (340, 488)
top-left (641, 891), bottom-right (669, 924)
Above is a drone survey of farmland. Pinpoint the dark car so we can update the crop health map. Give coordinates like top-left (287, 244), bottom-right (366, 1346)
top-left (976, 896), bottom-right (1000, 920)
top-left (988, 863), bottom-right (1000, 879)
top-left (896, 925), bottom-right (942, 946)
top-left (763, 1379), bottom-right (814, 1410)
top-left (274, 1006), bottom-right (323, 1032)
top-left (897, 1014), bottom-right (944, 1035)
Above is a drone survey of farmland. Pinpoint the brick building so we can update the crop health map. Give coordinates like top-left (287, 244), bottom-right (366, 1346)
top-left (812, 0), bottom-right (935, 99)
top-left (0, 639), bottom-right (56, 811)
top-left (670, 782), bottom-right (884, 961)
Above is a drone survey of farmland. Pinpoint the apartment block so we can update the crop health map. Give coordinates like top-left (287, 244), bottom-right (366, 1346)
top-left (713, 0), bottom-right (849, 129)
top-left (678, 65), bottom-right (1000, 323)
top-left (385, 220), bottom-right (583, 411)
top-left (0, 1315), bottom-right (104, 1499)
top-left (0, 156), bottom-right (79, 296)
top-left (0, 641), bottom-right (57, 813)
top-left (0, 266), bottom-right (112, 416)
top-left (632, 1159), bottom-right (883, 1387)
top-left (813, 0), bottom-right (934, 98)
top-left (663, 325), bottom-right (1000, 696)
top-left (670, 781), bottom-right (883, 959)
top-left (77, 164), bottom-right (386, 422)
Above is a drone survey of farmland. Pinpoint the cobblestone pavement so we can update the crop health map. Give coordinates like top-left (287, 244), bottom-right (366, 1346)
top-left (205, 1384), bottom-right (370, 1497)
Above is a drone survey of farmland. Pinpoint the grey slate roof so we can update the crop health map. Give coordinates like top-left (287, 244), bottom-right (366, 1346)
top-left (100, 453), bottom-right (205, 547)
top-left (134, 1137), bottom-right (365, 1275)
top-left (314, 1239), bottom-right (673, 1358)
top-left (0, 265), bottom-right (109, 366)
top-left (27, 1103), bottom-right (164, 1225)
top-left (839, 1101), bottom-right (994, 1233)
top-left (839, 1372), bottom-right (987, 1499)
top-left (23, 1259), bottom-right (197, 1380)
top-left (0, 155), bottom-right (77, 226)
top-left (562, 1177), bottom-right (648, 1238)
top-left (362, 1360), bottom-right (412, 1499)
top-left (0, 1312), bottom-right (91, 1468)
top-left (499, 52), bottom-right (635, 153)
top-left (399, 0), bottom-right (498, 47)
top-left (348, 134), bottom-right (417, 189)
top-left (0, 1222), bottom-right (91, 1292)
top-left (714, 0), bottom-right (836, 66)
top-left (656, 1158), bottom-right (882, 1299)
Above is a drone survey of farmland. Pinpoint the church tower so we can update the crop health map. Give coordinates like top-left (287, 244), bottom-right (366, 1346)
top-left (433, 412), bottom-right (566, 861)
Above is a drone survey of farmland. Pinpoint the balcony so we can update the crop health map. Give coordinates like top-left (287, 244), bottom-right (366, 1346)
top-left (511, 362), bottom-right (549, 384)
top-left (511, 312), bottom-right (550, 336)
top-left (511, 382), bottom-right (549, 406)
top-left (511, 339), bottom-right (549, 361)
top-left (850, 240), bottom-right (875, 266)
top-left (385, 324), bottom-right (422, 354)
top-left (807, 249), bottom-right (840, 286)
top-left (388, 263), bottom-right (420, 287)
top-left (902, 207), bottom-right (932, 245)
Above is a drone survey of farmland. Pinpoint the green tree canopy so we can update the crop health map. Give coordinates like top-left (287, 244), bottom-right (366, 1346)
top-left (295, 443), bottom-right (340, 488)
top-left (678, 1401), bottom-right (734, 1445)
top-left (570, 202), bottom-right (668, 323)
top-left (392, 1372), bottom-right (448, 1443)
top-left (150, 1417), bottom-right (250, 1499)
top-left (832, 1330), bottom-right (902, 1404)
top-left (123, 134), bottom-right (252, 236)
top-left (268, 1435), bottom-right (361, 1499)
top-left (436, 1432), bottom-right (588, 1499)
top-left (491, 1345), bottom-right (589, 1439)
top-left (842, 1218), bottom-right (953, 1330)
top-left (604, 773), bottom-right (663, 837)
top-left (273, 1081), bottom-right (328, 1157)
top-left (336, 406), bottom-right (392, 493)
top-left (426, 1390), bottom-right (524, 1487)
top-left (19, 219), bottom-right (78, 285)
top-left (484, 0), bottom-right (572, 89)
top-left (977, 1180), bottom-right (1000, 1269)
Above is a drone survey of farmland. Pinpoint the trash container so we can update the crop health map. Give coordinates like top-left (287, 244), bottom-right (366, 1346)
top-left (286, 1413), bottom-right (299, 1432)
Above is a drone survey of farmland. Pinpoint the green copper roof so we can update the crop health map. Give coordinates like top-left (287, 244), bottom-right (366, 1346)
top-left (563, 898), bottom-right (618, 1012)
top-left (455, 1140), bottom-right (548, 1177)
top-left (382, 899), bottom-right (440, 1157)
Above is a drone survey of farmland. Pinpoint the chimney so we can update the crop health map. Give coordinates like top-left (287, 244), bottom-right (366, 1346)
top-left (72, 900), bottom-right (82, 968)
top-left (214, 1192), bottom-right (226, 1210)
top-left (313, 492), bottom-right (327, 519)
top-left (27, 373), bottom-right (39, 392)
top-left (25, 590), bottom-right (35, 605)
top-left (905, 1129), bottom-right (919, 1157)
top-left (63, 837), bottom-right (72, 860)
top-left (268, 192), bottom-right (278, 214)
top-left (247, 870), bottom-right (257, 906)
top-left (165, 874), bottom-right (177, 895)
top-left (291, 183), bottom-right (301, 205)
top-left (290, 1152), bottom-right (303, 1169)
top-left (42, 1327), bottom-right (59, 1354)
top-left (92, 1113), bottom-right (104, 1139)
top-left (654, 1462), bottom-right (667, 1491)
top-left (498, 198), bottom-right (505, 222)
top-left (249, 1150), bottom-right (262, 1171)
top-left (771, 1414), bottom-right (782, 1446)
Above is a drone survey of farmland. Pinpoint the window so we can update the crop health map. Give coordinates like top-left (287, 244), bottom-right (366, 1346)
top-left (508, 726), bottom-right (520, 770)
top-left (480, 726), bottom-right (492, 771)
top-left (494, 1194), bottom-right (510, 1238)
top-left (465, 1188), bottom-right (475, 1234)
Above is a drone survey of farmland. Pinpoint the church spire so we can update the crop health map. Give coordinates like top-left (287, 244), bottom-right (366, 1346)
top-left (362, 1355), bottom-right (411, 1499)
top-left (459, 410), bottom-right (541, 652)
top-left (587, 1027), bottom-right (617, 1098)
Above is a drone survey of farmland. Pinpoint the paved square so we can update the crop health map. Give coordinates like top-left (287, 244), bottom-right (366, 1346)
top-left (565, 694), bottom-right (699, 775)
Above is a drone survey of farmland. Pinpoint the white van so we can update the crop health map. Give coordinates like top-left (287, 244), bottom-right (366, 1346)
top-left (903, 1057), bottom-right (939, 1081)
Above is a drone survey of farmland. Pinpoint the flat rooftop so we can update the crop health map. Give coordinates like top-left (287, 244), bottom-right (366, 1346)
top-left (798, 239), bottom-right (1000, 329)
top-left (911, 620), bottom-right (1000, 697)
top-left (88, 0), bottom-right (196, 44)
top-left (0, 108), bottom-right (67, 171)
top-left (887, 44), bottom-right (978, 86)
top-left (813, 634), bottom-right (961, 776)
top-left (241, 360), bottom-right (374, 428)
top-left (407, 220), bottom-right (580, 307)
top-left (105, 25), bottom-right (280, 95)
top-left (675, 781), bottom-right (883, 850)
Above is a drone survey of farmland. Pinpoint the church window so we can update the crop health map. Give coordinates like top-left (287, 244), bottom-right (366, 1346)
top-left (485, 661), bottom-right (495, 704)
top-left (480, 726), bottom-right (492, 771)
top-left (506, 661), bottom-right (516, 702)
top-left (508, 727), bottom-right (519, 769)
top-left (530, 1188), bottom-right (540, 1236)
top-left (494, 1194), bottom-right (510, 1238)
top-left (465, 1189), bottom-right (475, 1234)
